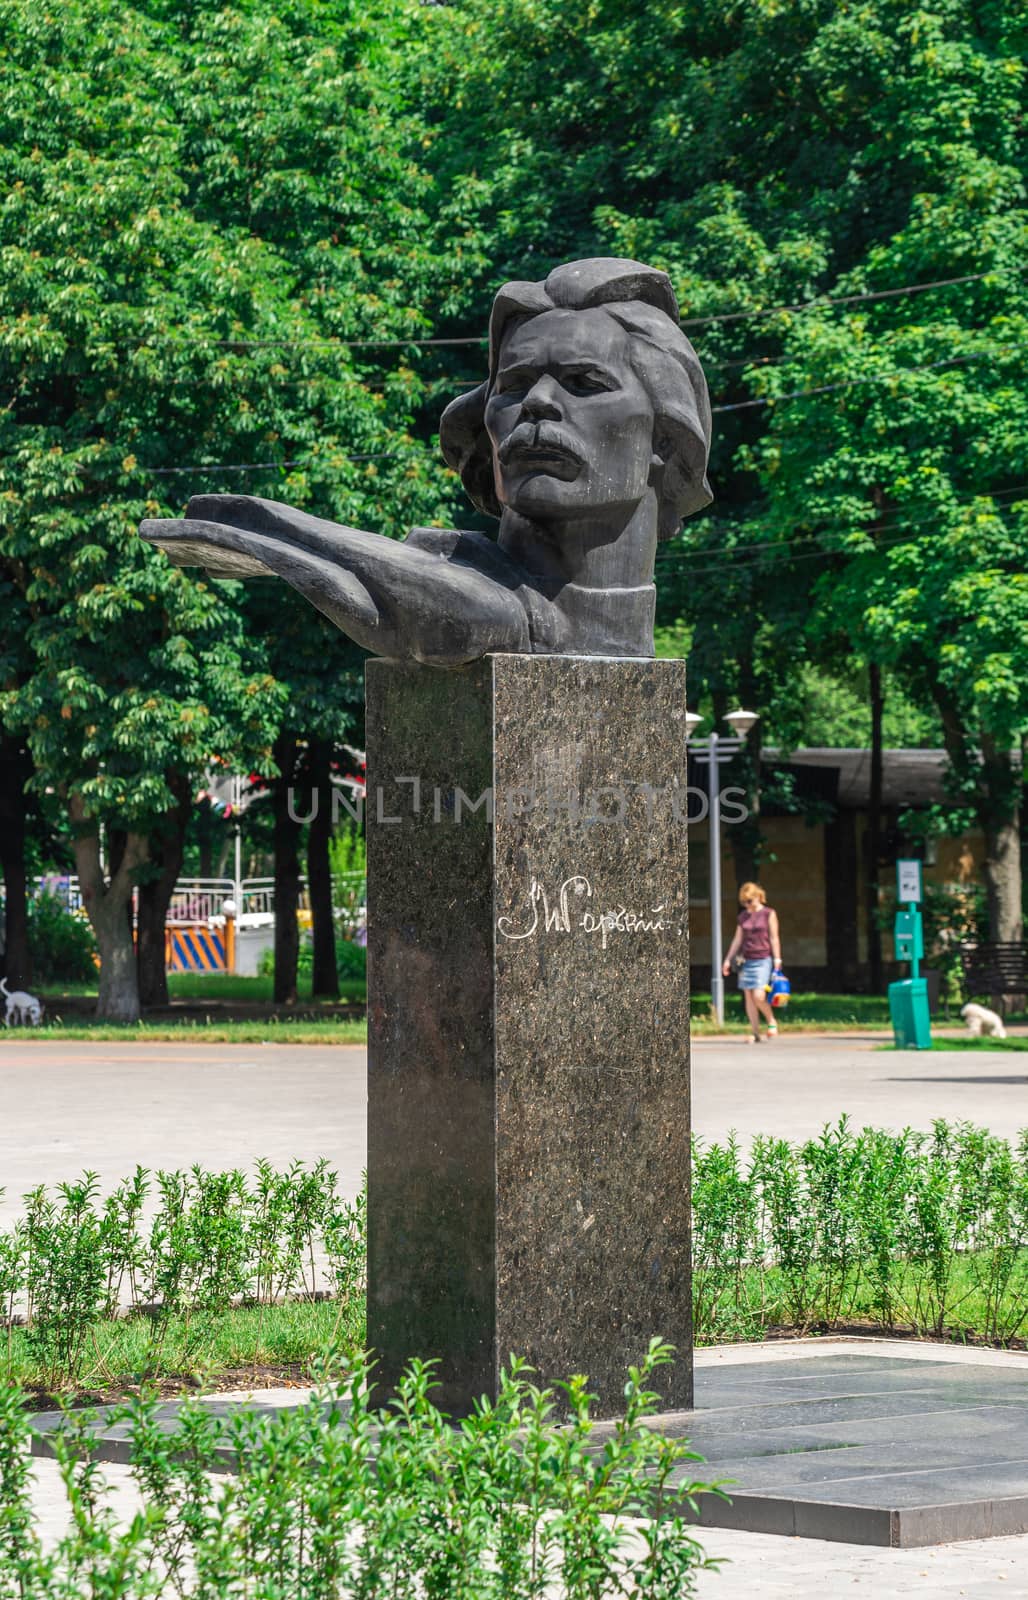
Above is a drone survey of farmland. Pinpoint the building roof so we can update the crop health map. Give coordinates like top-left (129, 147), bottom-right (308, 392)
top-left (762, 748), bottom-right (952, 809)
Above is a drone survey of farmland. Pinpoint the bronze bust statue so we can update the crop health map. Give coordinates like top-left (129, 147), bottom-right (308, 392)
top-left (141, 257), bottom-right (712, 661)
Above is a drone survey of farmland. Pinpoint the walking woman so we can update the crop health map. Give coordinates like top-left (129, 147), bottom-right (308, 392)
top-left (721, 882), bottom-right (783, 1043)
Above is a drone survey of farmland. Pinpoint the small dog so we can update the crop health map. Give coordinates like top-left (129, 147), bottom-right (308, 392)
top-left (0, 977), bottom-right (43, 1028)
top-left (961, 1001), bottom-right (1006, 1040)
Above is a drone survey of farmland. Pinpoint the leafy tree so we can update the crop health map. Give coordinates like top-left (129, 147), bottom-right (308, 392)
top-left (422, 0), bottom-right (1027, 949)
top-left (741, 7), bottom-right (1028, 939)
top-left (0, 0), bottom-right (462, 1016)
top-left (0, 570), bottom-right (35, 987)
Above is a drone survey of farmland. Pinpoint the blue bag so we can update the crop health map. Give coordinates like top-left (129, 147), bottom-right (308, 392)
top-left (766, 970), bottom-right (791, 1008)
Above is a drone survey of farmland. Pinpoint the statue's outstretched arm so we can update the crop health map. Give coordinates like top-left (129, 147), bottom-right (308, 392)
top-left (140, 494), bottom-right (528, 664)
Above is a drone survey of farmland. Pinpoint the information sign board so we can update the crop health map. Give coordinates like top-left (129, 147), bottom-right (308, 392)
top-left (896, 858), bottom-right (923, 904)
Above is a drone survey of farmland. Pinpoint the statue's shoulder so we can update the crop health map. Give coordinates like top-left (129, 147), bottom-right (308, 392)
top-left (404, 527), bottom-right (525, 585)
top-left (404, 526), bottom-right (464, 557)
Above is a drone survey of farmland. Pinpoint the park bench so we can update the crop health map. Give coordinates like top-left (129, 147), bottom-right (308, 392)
top-left (958, 942), bottom-right (1028, 1013)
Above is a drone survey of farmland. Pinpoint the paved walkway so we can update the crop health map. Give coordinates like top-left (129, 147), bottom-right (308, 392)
top-left (695, 1526), bottom-right (1028, 1596)
top-left (0, 1040), bottom-right (367, 1223)
top-left (1, 1033), bottom-right (1025, 1219)
top-left (691, 1031), bottom-right (1028, 1147)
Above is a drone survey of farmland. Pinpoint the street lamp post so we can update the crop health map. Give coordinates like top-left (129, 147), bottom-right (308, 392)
top-left (686, 709), bottom-right (759, 1026)
top-left (232, 774), bottom-right (244, 920)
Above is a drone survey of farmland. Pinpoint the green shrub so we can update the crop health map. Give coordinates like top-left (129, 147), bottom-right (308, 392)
top-left (5, 1122), bottom-right (1028, 1400)
top-left (257, 934), bottom-right (366, 985)
top-left (330, 824), bottom-right (367, 938)
top-left (0, 1161), bottom-right (366, 1391)
top-left (26, 892), bottom-right (97, 984)
top-left (0, 1343), bottom-right (718, 1599)
top-left (692, 1116), bottom-right (1028, 1344)
top-left (334, 936), bottom-right (367, 980)
top-left (22, 1175), bottom-right (106, 1392)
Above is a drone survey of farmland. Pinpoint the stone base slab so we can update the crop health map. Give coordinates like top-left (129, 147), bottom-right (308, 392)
top-left (30, 1347), bottom-right (1028, 1547)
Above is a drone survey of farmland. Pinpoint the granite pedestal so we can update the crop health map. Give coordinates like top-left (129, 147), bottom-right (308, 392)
top-left (365, 654), bottom-right (692, 1415)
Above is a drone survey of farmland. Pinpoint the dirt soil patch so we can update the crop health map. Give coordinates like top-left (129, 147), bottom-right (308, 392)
top-left (38, 995), bottom-right (366, 1024)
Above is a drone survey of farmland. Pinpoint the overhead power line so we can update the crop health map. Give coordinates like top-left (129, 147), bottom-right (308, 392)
top-left (710, 345), bottom-right (1014, 414)
top-left (70, 264), bottom-right (1004, 355)
top-left (711, 320), bottom-right (998, 371)
top-left (655, 518), bottom-right (1026, 583)
top-left (121, 340), bottom-right (1018, 481)
top-left (678, 268), bottom-right (1005, 329)
top-left (655, 505), bottom-right (1026, 583)
top-left (144, 451), bottom-right (399, 476)
top-left (66, 311), bottom-right (1011, 397)
top-left (655, 483), bottom-right (1028, 566)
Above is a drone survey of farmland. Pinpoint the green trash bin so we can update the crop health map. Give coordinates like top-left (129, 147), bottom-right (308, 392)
top-left (888, 977), bottom-right (932, 1050)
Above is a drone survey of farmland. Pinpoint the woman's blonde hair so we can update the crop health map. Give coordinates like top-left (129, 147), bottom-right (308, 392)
top-left (738, 882), bottom-right (766, 906)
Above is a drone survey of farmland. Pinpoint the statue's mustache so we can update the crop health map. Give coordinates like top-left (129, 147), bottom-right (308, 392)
top-left (497, 423), bottom-right (584, 468)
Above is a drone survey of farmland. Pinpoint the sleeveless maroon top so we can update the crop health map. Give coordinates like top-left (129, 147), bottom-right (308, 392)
top-left (738, 905), bottom-right (773, 959)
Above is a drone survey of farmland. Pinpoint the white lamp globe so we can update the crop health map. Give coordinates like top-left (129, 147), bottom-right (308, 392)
top-left (724, 708), bottom-right (759, 738)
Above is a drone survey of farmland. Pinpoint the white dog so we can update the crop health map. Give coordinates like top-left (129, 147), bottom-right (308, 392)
top-left (0, 977), bottom-right (43, 1028)
top-left (961, 1002), bottom-right (1006, 1040)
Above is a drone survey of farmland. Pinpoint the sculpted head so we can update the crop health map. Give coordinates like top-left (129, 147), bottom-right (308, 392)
top-left (440, 258), bottom-right (712, 549)
top-left (139, 256), bottom-right (714, 662)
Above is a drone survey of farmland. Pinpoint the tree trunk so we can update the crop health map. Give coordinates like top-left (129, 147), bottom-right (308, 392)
top-left (272, 733), bottom-right (301, 1006)
top-left (0, 737), bottom-right (32, 988)
top-left (984, 813), bottom-right (1022, 938)
top-left (1021, 732), bottom-right (1028, 940)
top-left (137, 774), bottom-right (191, 1009)
top-left (825, 809), bottom-right (860, 989)
top-left (70, 797), bottom-right (148, 1022)
top-left (981, 737), bottom-right (1022, 945)
top-left (215, 834), bottom-right (232, 879)
top-left (307, 740), bottom-right (339, 1000)
top-left (107, 829), bottom-right (135, 951)
top-left (866, 662), bottom-right (884, 993)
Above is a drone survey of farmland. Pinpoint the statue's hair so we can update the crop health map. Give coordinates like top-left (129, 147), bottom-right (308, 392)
top-left (439, 257), bottom-right (712, 541)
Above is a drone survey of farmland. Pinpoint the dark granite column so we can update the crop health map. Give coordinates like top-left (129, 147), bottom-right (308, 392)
top-left (366, 654), bottom-right (692, 1416)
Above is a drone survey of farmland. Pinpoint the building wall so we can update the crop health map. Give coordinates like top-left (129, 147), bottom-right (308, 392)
top-left (758, 816), bottom-right (827, 966)
top-left (689, 809), bottom-right (989, 987)
top-left (689, 815), bottom-right (826, 969)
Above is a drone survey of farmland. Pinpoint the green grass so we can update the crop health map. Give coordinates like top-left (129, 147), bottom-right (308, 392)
top-left (692, 991), bottom-right (894, 1033)
top-left (875, 1035), bottom-right (1028, 1052)
top-left (930, 1034), bottom-right (1028, 1051)
top-left (12, 1245), bottom-right (1027, 1401)
top-left (167, 973), bottom-right (366, 1004)
top-left (24, 969), bottom-right (368, 1040)
top-left (30, 985), bottom-right (1004, 1043)
top-left (5, 1019), bottom-right (369, 1044)
top-left (18, 989), bottom-right (902, 1042)
top-left (9, 1299), bottom-right (362, 1401)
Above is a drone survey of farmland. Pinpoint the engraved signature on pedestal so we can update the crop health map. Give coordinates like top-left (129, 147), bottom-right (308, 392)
top-left (497, 875), bottom-right (670, 949)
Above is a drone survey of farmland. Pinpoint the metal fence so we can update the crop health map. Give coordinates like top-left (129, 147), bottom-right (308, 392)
top-left (26, 874), bottom-right (367, 927)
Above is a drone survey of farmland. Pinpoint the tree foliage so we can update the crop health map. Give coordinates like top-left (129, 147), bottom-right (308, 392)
top-left (2, 0), bottom-right (1027, 999)
top-left (419, 0), bottom-right (1028, 932)
top-left (0, 0), bottom-right (464, 1012)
